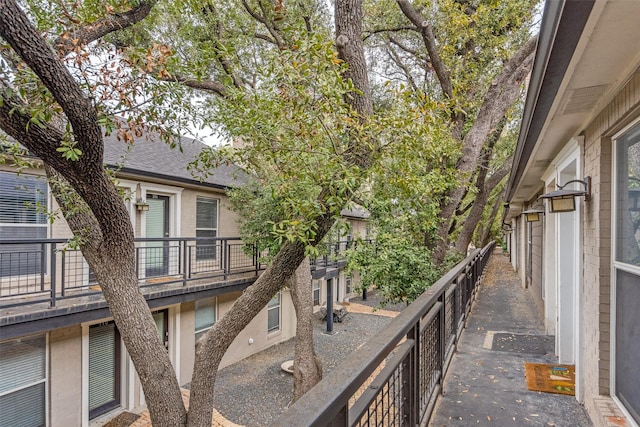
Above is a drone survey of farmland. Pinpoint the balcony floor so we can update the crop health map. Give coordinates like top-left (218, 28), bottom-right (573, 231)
top-left (429, 251), bottom-right (592, 426)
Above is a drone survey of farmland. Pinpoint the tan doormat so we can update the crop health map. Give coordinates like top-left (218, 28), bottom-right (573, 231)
top-left (525, 363), bottom-right (575, 395)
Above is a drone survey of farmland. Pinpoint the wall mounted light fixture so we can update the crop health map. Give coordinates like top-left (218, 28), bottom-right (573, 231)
top-left (135, 198), bottom-right (150, 211)
top-left (538, 177), bottom-right (591, 213)
top-left (522, 206), bottom-right (545, 222)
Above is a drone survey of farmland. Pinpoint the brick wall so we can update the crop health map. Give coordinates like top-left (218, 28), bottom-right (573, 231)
top-left (581, 68), bottom-right (640, 421)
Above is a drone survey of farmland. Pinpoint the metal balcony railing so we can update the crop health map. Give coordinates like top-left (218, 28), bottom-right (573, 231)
top-left (274, 241), bottom-right (495, 427)
top-left (0, 237), bottom-right (362, 309)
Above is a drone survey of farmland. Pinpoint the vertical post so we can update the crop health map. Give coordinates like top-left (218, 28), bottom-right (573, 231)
top-left (405, 325), bottom-right (419, 425)
top-left (135, 246), bottom-right (140, 280)
top-left (255, 243), bottom-right (259, 275)
top-left (50, 242), bottom-right (57, 308)
top-left (182, 239), bottom-right (188, 286)
top-left (326, 278), bottom-right (334, 334)
top-left (224, 240), bottom-right (229, 280)
top-left (40, 241), bottom-right (46, 291)
top-left (362, 287), bottom-right (367, 301)
top-left (438, 293), bottom-right (446, 389)
top-left (60, 250), bottom-right (66, 297)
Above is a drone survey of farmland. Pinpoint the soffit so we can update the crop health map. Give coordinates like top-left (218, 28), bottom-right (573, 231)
top-left (509, 0), bottom-right (640, 208)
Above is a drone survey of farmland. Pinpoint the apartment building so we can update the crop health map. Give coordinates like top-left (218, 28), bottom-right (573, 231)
top-left (504, 1), bottom-right (640, 425)
top-left (0, 132), bottom-right (365, 426)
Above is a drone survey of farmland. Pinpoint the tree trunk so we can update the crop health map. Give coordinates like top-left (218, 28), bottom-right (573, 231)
top-left (188, 1), bottom-right (373, 423)
top-left (44, 171), bottom-right (189, 426)
top-left (480, 188), bottom-right (505, 247)
top-left (289, 257), bottom-right (323, 402)
top-left (0, 2), bottom-right (187, 423)
top-left (431, 38), bottom-right (536, 265)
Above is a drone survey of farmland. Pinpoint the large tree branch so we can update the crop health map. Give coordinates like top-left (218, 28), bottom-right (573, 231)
top-left (0, 0), bottom-right (102, 165)
top-left (385, 41), bottom-right (419, 92)
top-left (396, 0), bottom-right (452, 99)
top-left (54, 0), bottom-right (158, 56)
top-left (156, 74), bottom-right (228, 98)
top-left (363, 25), bottom-right (416, 41)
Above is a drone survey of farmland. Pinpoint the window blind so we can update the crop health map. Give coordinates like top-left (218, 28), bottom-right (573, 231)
top-left (195, 298), bottom-right (216, 340)
top-left (0, 335), bottom-right (46, 427)
top-left (89, 323), bottom-right (119, 418)
top-left (0, 172), bottom-right (47, 225)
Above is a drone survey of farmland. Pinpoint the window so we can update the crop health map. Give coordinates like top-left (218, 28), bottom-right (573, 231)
top-left (346, 275), bottom-right (352, 295)
top-left (195, 298), bottom-right (217, 341)
top-left (89, 322), bottom-right (120, 420)
top-left (312, 280), bottom-right (320, 306)
top-left (0, 172), bottom-right (48, 277)
top-left (196, 197), bottom-right (219, 260)
top-left (0, 335), bottom-right (46, 427)
top-left (267, 293), bottom-right (281, 333)
top-left (615, 123), bottom-right (640, 266)
top-left (614, 122), bottom-right (640, 424)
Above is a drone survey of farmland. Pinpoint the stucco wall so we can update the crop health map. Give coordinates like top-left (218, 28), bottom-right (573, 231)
top-left (49, 326), bottom-right (83, 427)
top-left (179, 188), bottom-right (239, 238)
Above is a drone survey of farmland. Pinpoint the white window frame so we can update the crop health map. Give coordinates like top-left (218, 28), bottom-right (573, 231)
top-left (267, 292), bottom-right (281, 333)
top-left (610, 119), bottom-right (640, 427)
top-left (136, 183), bottom-right (183, 278)
top-left (312, 280), bottom-right (320, 306)
top-left (0, 171), bottom-right (50, 283)
top-left (195, 197), bottom-right (220, 261)
top-left (0, 333), bottom-right (49, 427)
top-left (195, 297), bottom-right (217, 341)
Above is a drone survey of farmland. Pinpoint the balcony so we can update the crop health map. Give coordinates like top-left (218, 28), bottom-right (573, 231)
top-left (272, 243), bottom-right (591, 426)
top-left (0, 237), bottom-right (361, 339)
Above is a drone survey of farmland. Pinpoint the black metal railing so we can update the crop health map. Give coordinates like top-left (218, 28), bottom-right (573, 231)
top-left (0, 237), bottom-right (362, 309)
top-left (310, 239), bottom-right (374, 270)
top-left (273, 241), bottom-right (495, 427)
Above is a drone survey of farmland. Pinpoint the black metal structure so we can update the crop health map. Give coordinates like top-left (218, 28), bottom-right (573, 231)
top-left (273, 242), bottom-right (495, 427)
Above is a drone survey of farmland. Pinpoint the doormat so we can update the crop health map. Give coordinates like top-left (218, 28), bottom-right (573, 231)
top-left (525, 363), bottom-right (575, 395)
top-left (102, 411), bottom-right (141, 427)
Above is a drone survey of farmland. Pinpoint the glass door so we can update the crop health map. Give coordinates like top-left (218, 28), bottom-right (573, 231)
top-left (145, 195), bottom-right (170, 277)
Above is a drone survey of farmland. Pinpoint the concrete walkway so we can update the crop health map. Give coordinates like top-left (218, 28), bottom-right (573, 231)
top-left (429, 252), bottom-right (592, 427)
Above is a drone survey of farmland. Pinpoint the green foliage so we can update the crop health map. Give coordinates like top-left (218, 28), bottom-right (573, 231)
top-left (191, 32), bottom-right (382, 251)
top-left (348, 233), bottom-right (442, 304)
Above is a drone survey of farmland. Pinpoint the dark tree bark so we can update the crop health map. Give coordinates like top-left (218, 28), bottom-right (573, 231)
top-left (187, 1), bottom-right (374, 425)
top-left (431, 37), bottom-right (536, 265)
top-left (289, 257), bottom-right (323, 402)
top-left (480, 188), bottom-right (505, 247)
top-left (454, 158), bottom-right (511, 254)
top-left (0, 1), bottom-right (187, 425)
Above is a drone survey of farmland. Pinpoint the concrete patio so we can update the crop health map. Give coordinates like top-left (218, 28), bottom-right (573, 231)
top-left (429, 251), bottom-right (592, 426)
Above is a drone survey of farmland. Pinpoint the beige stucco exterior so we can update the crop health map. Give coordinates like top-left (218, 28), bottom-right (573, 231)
top-left (1, 154), bottom-right (365, 426)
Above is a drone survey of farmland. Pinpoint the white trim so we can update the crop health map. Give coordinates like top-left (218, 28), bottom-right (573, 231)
top-left (267, 292), bottom-right (281, 334)
top-left (171, 305), bottom-right (180, 382)
top-left (610, 118), bottom-right (640, 424)
top-left (139, 183), bottom-right (183, 239)
top-left (81, 324), bottom-right (89, 427)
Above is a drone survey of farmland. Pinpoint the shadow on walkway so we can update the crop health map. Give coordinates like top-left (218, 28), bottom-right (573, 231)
top-left (429, 252), bottom-right (592, 427)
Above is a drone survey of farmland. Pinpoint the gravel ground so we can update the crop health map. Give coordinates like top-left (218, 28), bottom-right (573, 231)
top-left (211, 310), bottom-right (396, 426)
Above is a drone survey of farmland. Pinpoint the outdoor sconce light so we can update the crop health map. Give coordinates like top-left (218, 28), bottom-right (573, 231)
top-left (522, 206), bottom-right (545, 222)
top-left (135, 198), bottom-right (150, 211)
top-left (539, 177), bottom-right (591, 213)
